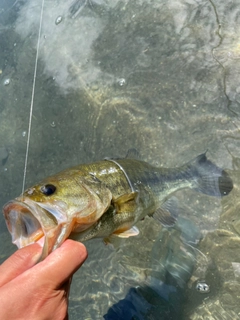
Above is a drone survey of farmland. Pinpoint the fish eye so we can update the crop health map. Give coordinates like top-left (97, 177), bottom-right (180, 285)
top-left (40, 184), bottom-right (56, 196)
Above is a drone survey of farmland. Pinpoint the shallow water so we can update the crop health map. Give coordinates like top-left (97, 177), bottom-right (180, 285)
top-left (1, 0), bottom-right (240, 319)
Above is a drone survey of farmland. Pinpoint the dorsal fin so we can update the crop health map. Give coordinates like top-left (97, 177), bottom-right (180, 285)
top-left (125, 148), bottom-right (140, 159)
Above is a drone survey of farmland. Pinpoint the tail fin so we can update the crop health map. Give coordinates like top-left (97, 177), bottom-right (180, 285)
top-left (186, 153), bottom-right (233, 197)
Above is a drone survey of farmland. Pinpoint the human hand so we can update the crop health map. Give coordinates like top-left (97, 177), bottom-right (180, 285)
top-left (0, 239), bottom-right (87, 320)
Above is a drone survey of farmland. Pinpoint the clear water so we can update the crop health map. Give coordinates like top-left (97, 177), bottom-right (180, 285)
top-left (0, 0), bottom-right (240, 319)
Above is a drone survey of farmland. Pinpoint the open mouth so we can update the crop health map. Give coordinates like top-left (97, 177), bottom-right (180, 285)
top-left (3, 200), bottom-right (46, 248)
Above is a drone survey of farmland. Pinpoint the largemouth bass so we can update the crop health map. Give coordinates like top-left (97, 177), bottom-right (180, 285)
top-left (3, 152), bottom-right (233, 259)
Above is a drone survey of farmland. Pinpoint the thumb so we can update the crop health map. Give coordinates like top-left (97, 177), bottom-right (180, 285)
top-left (0, 243), bottom-right (42, 287)
top-left (33, 240), bottom-right (88, 288)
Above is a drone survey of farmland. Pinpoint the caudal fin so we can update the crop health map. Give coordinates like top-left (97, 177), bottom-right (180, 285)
top-left (186, 153), bottom-right (233, 197)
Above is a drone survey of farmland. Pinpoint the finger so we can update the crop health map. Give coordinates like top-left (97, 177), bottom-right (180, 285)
top-left (33, 240), bottom-right (87, 288)
top-left (0, 243), bottom-right (42, 287)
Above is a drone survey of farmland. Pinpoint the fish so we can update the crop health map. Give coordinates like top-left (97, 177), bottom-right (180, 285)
top-left (2, 151), bottom-right (233, 259)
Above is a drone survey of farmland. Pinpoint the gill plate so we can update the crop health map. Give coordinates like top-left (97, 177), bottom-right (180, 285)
top-left (104, 158), bottom-right (134, 192)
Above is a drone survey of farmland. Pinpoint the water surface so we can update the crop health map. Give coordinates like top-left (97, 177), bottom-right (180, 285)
top-left (0, 0), bottom-right (240, 319)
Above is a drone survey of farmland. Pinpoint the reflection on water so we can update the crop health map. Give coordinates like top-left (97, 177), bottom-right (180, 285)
top-left (1, 0), bottom-right (240, 319)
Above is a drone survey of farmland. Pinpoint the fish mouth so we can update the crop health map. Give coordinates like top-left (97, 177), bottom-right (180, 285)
top-left (3, 200), bottom-right (50, 248)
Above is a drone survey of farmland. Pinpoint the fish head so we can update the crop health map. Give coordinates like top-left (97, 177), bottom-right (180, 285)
top-left (3, 169), bottom-right (112, 257)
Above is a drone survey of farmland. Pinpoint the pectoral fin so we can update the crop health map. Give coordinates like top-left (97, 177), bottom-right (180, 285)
top-left (113, 192), bottom-right (138, 207)
top-left (113, 192), bottom-right (138, 214)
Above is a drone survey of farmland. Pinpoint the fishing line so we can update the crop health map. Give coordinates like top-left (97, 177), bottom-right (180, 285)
top-left (104, 158), bottom-right (135, 192)
top-left (21, 0), bottom-right (45, 196)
